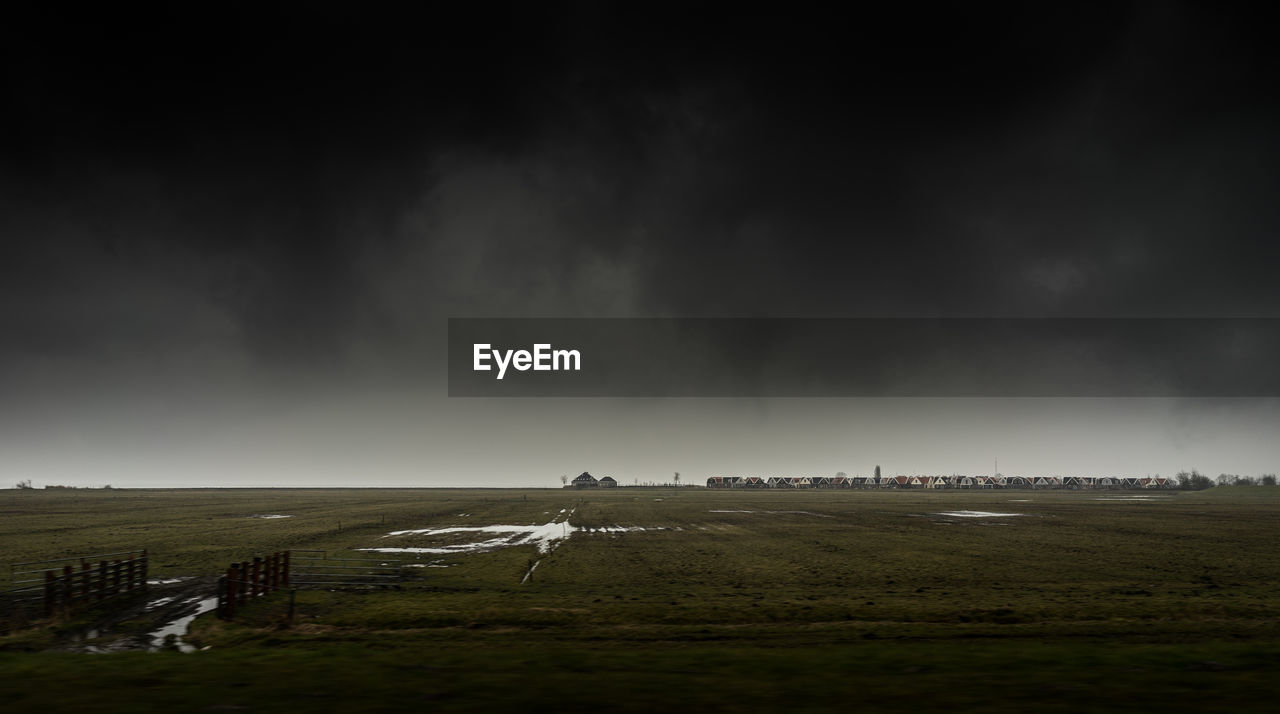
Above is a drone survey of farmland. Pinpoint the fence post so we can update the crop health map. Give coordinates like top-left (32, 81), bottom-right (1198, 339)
top-left (283, 551), bottom-right (291, 587)
top-left (251, 557), bottom-right (262, 598)
top-left (97, 560), bottom-right (108, 601)
top-left (80, 562), bottom-right (91, 601)
top-left (44, 571), bottom-right (56, 617)
top-left (140, 549), bottom-right (149, 589)
top-left (225, 564), bottom-right (239, 619)
top-left (238, 561), bottom-right (249, 606)
top-left (126, 557), bottom-right (135, 592)
top-left (216, 575), bottom-right (227, 619)
top-left (62, 565), bottom-right (73, 613)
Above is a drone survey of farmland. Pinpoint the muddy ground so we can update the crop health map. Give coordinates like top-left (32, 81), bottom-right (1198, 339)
top-left (52, 576), bottom-right (220, 653)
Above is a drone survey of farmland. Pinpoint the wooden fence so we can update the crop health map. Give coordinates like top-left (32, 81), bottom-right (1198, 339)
top-left (289, 550), bottom-right (403, 589)
top-left (215, 550), bottom-right (411, 620)
top-left (7, 550), bottom-right (149, 617)
top-left (216, 551), bottom-right (290, 619)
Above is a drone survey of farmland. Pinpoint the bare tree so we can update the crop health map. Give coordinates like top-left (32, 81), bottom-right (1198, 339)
top-left (15, 479), bottom-right (33, 489)
top-left (1176, 469), bottom-right (1214, 490)
top-left (560, 474), bottom-right (568, 486)
top-left (674, 472), bottom-right (681, 487)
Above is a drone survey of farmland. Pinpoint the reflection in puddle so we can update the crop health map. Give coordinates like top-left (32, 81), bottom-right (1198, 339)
top-left (360, 507), bottom-right (666, 557)
top-left (145, 596), bottom-right (219, 653)
top-left (362, 522), bottom-right (577, 555)
top-left (521, 560), bottom-right (540, 584)
top-left (935, 511), bottom-right (1027, 518)
top-left (144, 596), bottom-right (177, 611)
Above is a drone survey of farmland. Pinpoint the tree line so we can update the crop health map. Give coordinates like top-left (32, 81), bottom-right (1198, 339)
top-left (1175, 469), bottom-right (1278, 490)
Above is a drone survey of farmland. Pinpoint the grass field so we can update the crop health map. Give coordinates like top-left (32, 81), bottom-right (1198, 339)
top-left (2, 487), bottom-right (1279, 712)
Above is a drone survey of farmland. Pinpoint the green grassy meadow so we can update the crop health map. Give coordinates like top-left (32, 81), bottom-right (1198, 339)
top-left (2, 487), bottom-right (1279, 712)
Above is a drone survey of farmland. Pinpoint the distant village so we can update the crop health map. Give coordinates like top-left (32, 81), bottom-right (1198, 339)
top-left (559, 470), bottom-right (1276, 490)
top-left (705, 475), bottom-right (1176, 489)
top-left (564, 471), bottom-right (1182, 490)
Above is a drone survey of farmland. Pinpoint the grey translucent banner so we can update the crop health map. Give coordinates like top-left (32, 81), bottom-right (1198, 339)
top-left (448, 318), bottom-right (1280, 397)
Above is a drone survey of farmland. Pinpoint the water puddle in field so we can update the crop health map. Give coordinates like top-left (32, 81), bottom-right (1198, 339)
top-left (363, 521), bottom-right (578, 555)
top-left (521, 560), bottom-right (541, 584)
top-left (359, 506), bottom-right (668, 558)
top-left (247, 514), bottom-right (294, 519)
top-left (934, 511), bottom-right (1027, 518)
top-left (144, 596), bottom-right (177, 611)
top-left (64, 580), bottom-right (222, 655)
top-left (1092, 496), bottom-right (1175, 501)
top-left (145, 596), bottom-right (219, 653)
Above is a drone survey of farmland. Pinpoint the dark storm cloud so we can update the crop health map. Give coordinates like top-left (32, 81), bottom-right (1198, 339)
top-left (3, 2), bottom-right (1280, 487)
top-left (3, 1), bottom-right (1279, 386)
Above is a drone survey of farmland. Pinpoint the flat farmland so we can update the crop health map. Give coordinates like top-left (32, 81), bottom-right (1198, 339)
top-left (2, 487), bottom-right (1279, 712)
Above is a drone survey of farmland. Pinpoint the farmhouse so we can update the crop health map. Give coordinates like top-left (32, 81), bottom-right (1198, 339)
top-left (571, 472), bottom-right (599, 489)
top-left (599, 476), bottom-right (618, 488)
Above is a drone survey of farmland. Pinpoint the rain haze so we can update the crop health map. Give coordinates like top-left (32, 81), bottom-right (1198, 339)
top-left (3, 3), bottom-right (1280, 487)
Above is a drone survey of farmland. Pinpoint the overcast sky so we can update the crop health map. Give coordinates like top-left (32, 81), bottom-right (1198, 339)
top-left (3, 3), bottom-right (1279, 487)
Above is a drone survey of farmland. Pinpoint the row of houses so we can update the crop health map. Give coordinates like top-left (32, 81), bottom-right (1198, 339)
top-left (567, 472), bottom-right (618, 489)
top-left (705, 475), bottom-right (1174, 489)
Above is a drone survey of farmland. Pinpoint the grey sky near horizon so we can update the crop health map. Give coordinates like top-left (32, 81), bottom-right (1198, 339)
top-left (3, 3), bottom-right (1280, 487)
